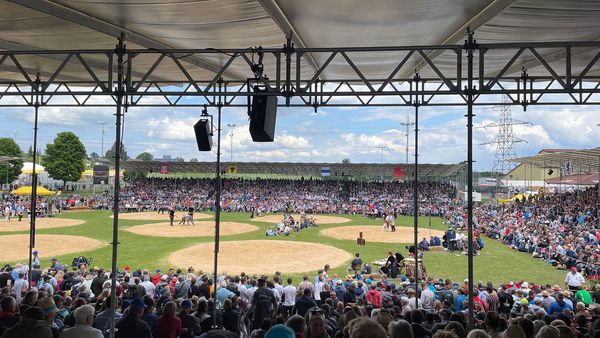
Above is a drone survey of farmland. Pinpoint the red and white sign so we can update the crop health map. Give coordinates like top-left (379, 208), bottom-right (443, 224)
top-left (159, 163), bottom-right (170, 175)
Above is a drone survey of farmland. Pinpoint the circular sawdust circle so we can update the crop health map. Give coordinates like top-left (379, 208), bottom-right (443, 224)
top-left (256, 214), bottom-right (351, 224)
top-left (0, 218), bottom-right (84, 232)
top-left (168, 240), bottom-right (352, 274)
top-left (111, 211), bottom-right (212, 221)
top-left (0, 234), bottom-right (106, 262)
top-left (125, 221), bottom-right (258, 237)
top-left (321, 225), bottom-right (445, 243)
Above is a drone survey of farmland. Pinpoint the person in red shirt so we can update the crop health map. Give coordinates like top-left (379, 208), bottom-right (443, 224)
top-left (365, 284), bottom-right (382, 308)
top-left (155, 301), bottom-right (181, 338)
top-left (151, 269), bottom-right (162, 286)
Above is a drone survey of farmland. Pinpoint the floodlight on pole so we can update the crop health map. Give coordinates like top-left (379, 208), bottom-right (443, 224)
top-left (400, 116), bottom-right (415, 164)
top-left (98, 121), bottom-right (107, 157)
top-left (227, 123), bottom-right (236, 163)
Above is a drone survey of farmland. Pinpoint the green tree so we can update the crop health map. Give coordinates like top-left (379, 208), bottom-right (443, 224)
top-left (0, 138), bottom-right (24, 184)
top-left (42, 132), bottom-right (86, 187)
top-left (342, 158), bottom-right (351, 164)
top-left (105, 142), bottom-right (129, 163)
top-left (135, 152), bottom-right (153, 161)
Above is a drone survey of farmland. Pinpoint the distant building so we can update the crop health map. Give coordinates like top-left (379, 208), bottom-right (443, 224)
top-left (503, 149), bottom-right (572, 184)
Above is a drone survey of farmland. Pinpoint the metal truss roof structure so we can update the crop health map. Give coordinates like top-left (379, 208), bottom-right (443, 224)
top-left (4, 0), bottom-right (600, 331)
top-left (122, 160), bottom-right (464, 178)
top-left (1, 0), bottom-right (600, 108)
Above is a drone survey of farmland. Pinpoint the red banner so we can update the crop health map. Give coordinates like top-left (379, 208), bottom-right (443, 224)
top-left (393, 167), bottom-right (405, 177)
top-left (159, 163), bottom-right (170, 175)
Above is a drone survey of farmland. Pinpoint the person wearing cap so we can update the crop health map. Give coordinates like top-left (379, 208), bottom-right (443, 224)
top-left (1, 306), bottom-right (53, 338)
top-left (32, 251), bottom-right (40, 267)
top-left (39, 296), bottom-right (63, 336)
top-left (151, 269), bottom-right (162, 286)
top-left (177, 299), bottom-right (201, 338)
top-left (540, 290), bottom-right (555, 312)
top-left (114, 298), bottom-right (152, 338)
top-left (565, 267), bottom-right (585, 292)
top-left (59, 304), bottom-right (103, 338)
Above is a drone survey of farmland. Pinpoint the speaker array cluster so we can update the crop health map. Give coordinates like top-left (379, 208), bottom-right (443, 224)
top-left (193, 89), bottom-right (278, 152)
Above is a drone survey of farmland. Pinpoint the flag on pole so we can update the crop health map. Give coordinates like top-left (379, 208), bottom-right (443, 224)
top-left (321, 167), bottom-right (331, 177)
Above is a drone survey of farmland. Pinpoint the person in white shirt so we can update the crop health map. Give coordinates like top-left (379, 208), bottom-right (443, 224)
top-left (60, 304), bottom-right (103, 338)
top-left (140, 276), bottom-right (155, 298)
top-left (565, 267), bottom-right (585, 291)
top-left (282, 277), bottom-right (296, 320)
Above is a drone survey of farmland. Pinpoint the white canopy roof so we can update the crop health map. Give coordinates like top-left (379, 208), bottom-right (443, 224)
top-left (1, 0), bottom-right (600, 82)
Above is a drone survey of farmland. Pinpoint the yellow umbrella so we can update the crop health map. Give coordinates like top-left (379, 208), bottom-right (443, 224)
top-left (11, 186), bottom-right (55, 196)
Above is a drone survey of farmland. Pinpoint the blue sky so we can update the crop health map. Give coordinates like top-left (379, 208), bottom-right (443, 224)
top-left (1, 92), bottom-right (599, 171)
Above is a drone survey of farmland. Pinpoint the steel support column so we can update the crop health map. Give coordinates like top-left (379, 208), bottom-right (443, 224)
top-left (465, 30), bottom-right (476, 330)
top-left (212, 102), bottom-right (223, 328)
top-left (108, 33), bottom-right (125, 338)
top-left (27, 74), bottom-right (41, 288)
top-left (413, 95), bottom-right (420, 308)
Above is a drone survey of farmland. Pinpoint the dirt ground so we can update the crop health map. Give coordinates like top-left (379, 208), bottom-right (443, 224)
top-left (0, 234), bottom-right (105, 262)
top-left (168, 240), bottom-right (352, 274)
top-left (0, 218), bottom-right (84, 232)
top-left (320, 225), bottom-right (445, 243)
top-left (111, 211), bottom-right (212, 221)
top-left (125, 221), bottom-right (258, 237)
top-left (256, 214), bottom-right (351, 224)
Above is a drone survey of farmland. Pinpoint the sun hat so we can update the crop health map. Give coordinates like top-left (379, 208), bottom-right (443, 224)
top-left (39, 297), bottom-right (59, 315)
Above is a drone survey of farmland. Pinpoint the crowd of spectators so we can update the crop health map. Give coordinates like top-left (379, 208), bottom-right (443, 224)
top-left (3, 260), bottom-right (600, 338)
top-left (98, 177), bottom-right (458, 217)
top-left (443, 186), bottom-right (600, 277)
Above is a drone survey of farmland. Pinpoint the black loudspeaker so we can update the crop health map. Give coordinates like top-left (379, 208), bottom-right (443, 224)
top-left (548, 169), bottom-right (554, 175)
top-left (249, 88), bottom-right (277, 142)
top-left (194, 118), bottom-right (212, 151)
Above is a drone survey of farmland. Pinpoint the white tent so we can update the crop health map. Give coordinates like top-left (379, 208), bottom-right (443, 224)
top-left (20, 162), bottom-right (45, 174)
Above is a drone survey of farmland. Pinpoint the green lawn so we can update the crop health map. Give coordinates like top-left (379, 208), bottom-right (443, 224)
top-left (0, 211), bottom-right (567, 286)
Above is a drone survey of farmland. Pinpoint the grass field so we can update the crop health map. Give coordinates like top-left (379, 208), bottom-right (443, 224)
top-left (0, 211), bottom-right (568, 286)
